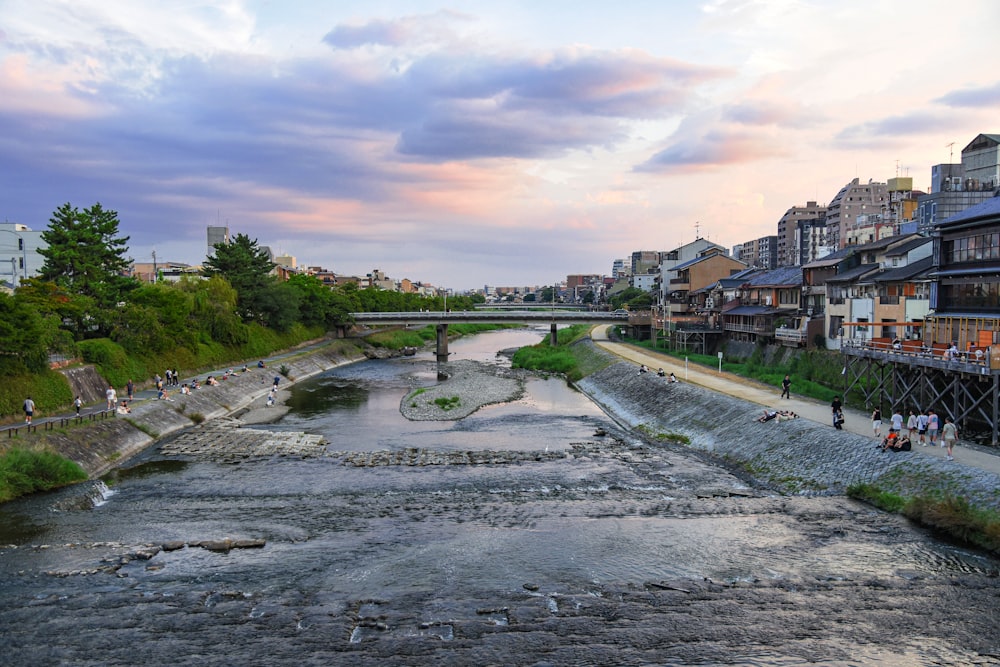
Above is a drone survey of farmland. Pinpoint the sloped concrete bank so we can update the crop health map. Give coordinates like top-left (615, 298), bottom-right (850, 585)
top-left (575, 343), bottom-right (1000, 513)
top-left (42, 341), bottom-right (366, 478)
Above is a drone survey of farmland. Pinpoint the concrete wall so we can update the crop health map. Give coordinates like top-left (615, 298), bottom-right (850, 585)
top-left (576, 347), bottom-right (1000, 511)
top-left (36, 342), bottom-right (366, 478)
top-left (59, 366), bottom-right (111, 405)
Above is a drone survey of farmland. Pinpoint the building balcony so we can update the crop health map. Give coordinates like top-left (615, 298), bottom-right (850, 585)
top-left (878, 295), bottom-right (900, 305)
top-left (841, 337), bottom-right (998, 372)
top-left (723, 322), bottom-right (772, 335)
top-left (774, 328), bottom-right (808, 343)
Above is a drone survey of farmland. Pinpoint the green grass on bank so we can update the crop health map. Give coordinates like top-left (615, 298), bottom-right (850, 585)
top-left (623, 336), bottom-right (852, 406)
top-left (511, 324), bottom-right (613, 382)
top-left (0, 448), bottom-right (88, 503)
top-left (849, 482), bottom-right (1000, 555)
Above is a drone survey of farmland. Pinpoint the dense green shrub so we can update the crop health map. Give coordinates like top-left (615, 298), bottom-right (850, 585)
top-left (0, 371), bottom-right (74, 418)
top-left (0, 448), bottom-right (88, 502)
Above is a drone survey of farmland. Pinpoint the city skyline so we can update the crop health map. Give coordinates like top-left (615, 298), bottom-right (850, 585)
top-left (2, 1), bottom-right (998, 289)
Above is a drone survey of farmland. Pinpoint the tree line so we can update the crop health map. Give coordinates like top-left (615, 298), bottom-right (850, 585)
top-left (0, 203), bottom-right (481, 407)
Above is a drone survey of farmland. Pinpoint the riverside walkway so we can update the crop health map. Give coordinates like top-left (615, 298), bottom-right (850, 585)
top-left (590, 326), bottom-right (1000, 478)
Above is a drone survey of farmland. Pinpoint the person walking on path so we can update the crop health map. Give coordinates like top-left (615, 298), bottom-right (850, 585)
top-left (106, 385), bottom-right (117, 411)
top-left (74, 395), bottom-right (82, 416)
top-left (126, 379), bottom-right (134, 401)
top-left (927, 410), bottom-right (940, 447)
top-left (871, 407), bottom-right (882, 438)
top-left (942, 417), bottom-right (958, 460)
top-left (916, 411), bottom-right (929, 445)
top-left (780, 375), bottom-right (791, 399)
top-left (273, 375), bottom-right (281, 389)
top-left (831, 396), bottom-right (843, 429)
top-left (906, 410), bottom-right (919, 439)
top-left (23, 396), bottom-right (35, 424)
top-left (890, 408), bottom-right (903, 433)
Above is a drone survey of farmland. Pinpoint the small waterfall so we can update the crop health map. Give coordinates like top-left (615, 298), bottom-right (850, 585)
top-left (87, 480), bottom-right (116, 507)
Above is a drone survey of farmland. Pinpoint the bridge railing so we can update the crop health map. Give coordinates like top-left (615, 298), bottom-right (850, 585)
top-left (351, 311), bottom-right (628, 323)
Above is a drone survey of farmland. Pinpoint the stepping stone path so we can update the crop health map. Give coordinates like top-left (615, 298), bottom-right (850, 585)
top-left (159, 419), bottom-right (327, 461)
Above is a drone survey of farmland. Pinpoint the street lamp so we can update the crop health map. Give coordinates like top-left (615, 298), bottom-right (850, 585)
top-left (0, 228), bottom-right (28, 286)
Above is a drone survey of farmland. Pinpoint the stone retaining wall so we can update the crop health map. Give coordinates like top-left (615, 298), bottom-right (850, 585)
top-left (576, 343), bottom-right (1000, 511)
top-left (43, 341), bottom-right (365, 478)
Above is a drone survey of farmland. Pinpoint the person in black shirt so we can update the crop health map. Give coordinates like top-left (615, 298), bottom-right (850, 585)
top-left (831, 396), bottom-right (843, 429)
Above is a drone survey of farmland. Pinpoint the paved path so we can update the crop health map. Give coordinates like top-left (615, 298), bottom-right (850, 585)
top-left (590, 326), bottom-right (1000, 477)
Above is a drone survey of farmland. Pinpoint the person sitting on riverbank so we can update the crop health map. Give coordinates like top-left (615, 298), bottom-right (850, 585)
top-left (206, 376), bottom-right (218, 386)
top-left (668, 373), bottom-right (679, 383)
top-left (180, 384), bottom-right (190, 395)
top-left (776, 410), bottom-right (798, 422)
top-left (657, 368), bottom-right (665, 377)
top-left (117, 400), bottom-right (131, 415)
top-left (638, 364), bottom-right (648, 375)
top-left (880, 433), bottom-right (911, 452)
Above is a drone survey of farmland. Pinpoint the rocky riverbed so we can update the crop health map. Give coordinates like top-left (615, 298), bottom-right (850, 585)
top-left (5, 337), bottom-right (1000, 665)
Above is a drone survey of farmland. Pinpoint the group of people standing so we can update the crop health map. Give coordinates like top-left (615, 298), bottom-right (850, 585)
top-left (826, 398), bottom-right (959, 461)
top-left (870, 405), bottom-right (959, 460)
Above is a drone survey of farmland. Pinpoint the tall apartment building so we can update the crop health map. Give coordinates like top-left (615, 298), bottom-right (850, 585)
top-left (0, 222), bottom-right (46, 287)
top-left (885, 177), bottom-right (921, 234)
top-left (792, 216), bottom-right (831, 266)
top-left (738, 235), bottom-right (778, 269)
top-left (916, 134), bottom-right (1000, 232)
top-left (630, 250), bottom-right (662, 275)
top-left (825, 178), bottom-right (888, 249)
top-left (207, 225), bottom-right (230, 257)
top-left (776, 201), bottom-right (826, 266)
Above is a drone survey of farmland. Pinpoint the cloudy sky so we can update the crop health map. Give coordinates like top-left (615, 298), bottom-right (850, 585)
top-left (2, 1), bottom-right (998, 290)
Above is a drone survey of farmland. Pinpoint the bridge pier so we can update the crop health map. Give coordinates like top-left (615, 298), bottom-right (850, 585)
top-left (550, 322), bottom-right (558, 345)
top-left (436, 323), bottom-right (450, 362)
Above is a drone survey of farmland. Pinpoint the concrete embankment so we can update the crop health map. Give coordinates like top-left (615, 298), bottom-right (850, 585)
top-left (37, 341), bottom-right (366, 478)
top-left (576, 342), bottom-right (1000, 512)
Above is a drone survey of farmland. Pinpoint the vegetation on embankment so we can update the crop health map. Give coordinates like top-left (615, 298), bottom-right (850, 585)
top-left (512, 324), bottom-right (614, 382)
top-left (365, 323), bottom-right (523, 350)
top-left (0, 448), bottom-right (88, 503)
top-left (849, 482), bottom-right (1000, 555)
top-left (0, 322), bottom-right (327, 423)
top-left (0, 371), bottom-right (75, 421)
top-left (625, 336), bottom-right (850, 406)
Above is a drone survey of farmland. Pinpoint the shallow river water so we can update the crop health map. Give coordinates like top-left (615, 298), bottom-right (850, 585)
top-left (2, 328), bottom-right (999, 666)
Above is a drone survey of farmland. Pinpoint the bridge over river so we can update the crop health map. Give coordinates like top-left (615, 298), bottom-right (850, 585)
top-left (350, 310), bottom-right (628, 361)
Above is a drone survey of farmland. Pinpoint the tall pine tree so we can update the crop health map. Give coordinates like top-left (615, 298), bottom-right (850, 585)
top-left (38, 203), bottom-right (136, 318)
top-left (203, 233), bottom-right (277, 324)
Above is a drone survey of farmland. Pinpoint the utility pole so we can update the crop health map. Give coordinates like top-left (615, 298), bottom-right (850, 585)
top-left (152, 250), bottom-right (157, 283)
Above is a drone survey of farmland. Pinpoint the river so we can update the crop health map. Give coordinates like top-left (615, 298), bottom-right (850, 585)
top-left (1, 327), bottom-right (999, 666)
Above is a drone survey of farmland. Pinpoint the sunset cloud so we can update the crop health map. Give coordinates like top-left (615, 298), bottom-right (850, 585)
top-left (0, 1), bottom-right (997, 288)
